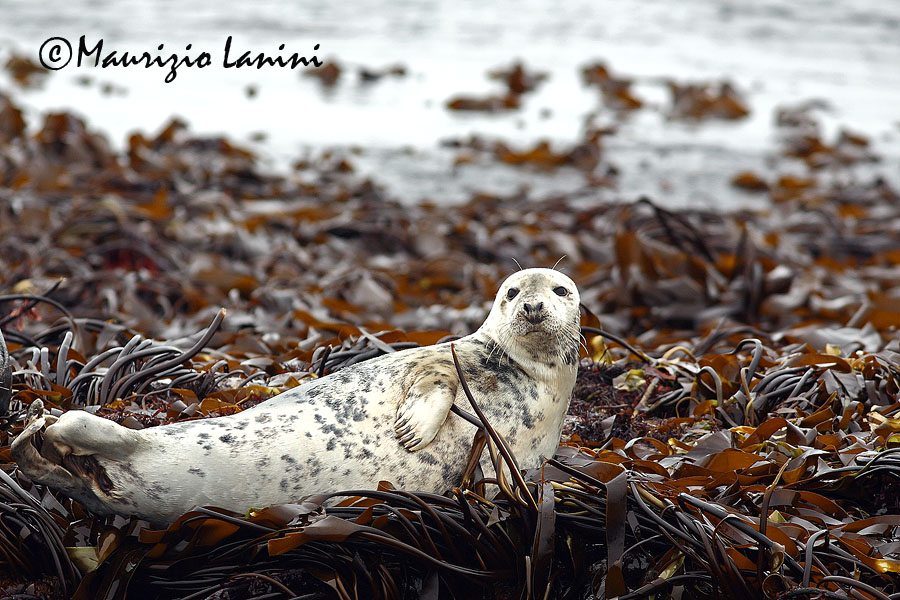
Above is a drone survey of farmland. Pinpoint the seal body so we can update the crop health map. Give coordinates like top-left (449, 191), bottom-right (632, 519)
top-left (12, 268), bottom-right (581, 524)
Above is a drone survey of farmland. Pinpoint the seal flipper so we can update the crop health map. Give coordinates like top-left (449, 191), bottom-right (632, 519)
top-left (11, 400), bottom-right (144, 515)
top-left (40, 406), bottom-right (143, 460)
top-left (394, 362), bottom-right (458, 451)
top-left (10, 400), bottom-right (72, 486)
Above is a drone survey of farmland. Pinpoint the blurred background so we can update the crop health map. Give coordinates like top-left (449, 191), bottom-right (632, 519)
top-left (1, 0), bottom-right (900, 340)
top-left (1, 0), bottom-right (898, 209)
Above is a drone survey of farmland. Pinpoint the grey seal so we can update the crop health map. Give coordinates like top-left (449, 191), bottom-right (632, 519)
top-left (12, 268), bottom-right (581, 524)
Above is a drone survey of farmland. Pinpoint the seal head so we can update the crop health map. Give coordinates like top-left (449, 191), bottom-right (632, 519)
top-left (395, 268), bottom-right (580, 450)
top-left (484, 267), bottom-right (581, 372)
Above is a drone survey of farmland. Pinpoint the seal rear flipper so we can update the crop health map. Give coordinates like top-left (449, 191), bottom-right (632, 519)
top-left (39, 406), bottom-right (144, 461)
top-left (394, 361), bottom-right (458, 451)
top-left (11, 402), bottom-right (71, 486)
top-left (10, 401), bottom-right (120, 515)
top-left (13, 400), bottom-right (145, 497)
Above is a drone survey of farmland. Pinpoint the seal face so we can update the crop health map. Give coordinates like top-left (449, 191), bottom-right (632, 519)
top-left (12, 268), bottom-right (581, 524)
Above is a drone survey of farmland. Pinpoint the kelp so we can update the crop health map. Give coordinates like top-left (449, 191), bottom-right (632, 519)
top-left (2, 304), bottom-right (900, 599)
top-left (446, 61), bottom-right (546, 113)
top-left (581, 62), bottom-right (643, 111)
top-left (1, 70), bottom-right (900, 599)
top-left (666, 80), bottom-right (750, 121)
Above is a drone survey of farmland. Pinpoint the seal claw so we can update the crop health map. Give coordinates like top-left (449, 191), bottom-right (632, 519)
top-left (394, 359), bottom-right (459, 452)
top-left (26, 399), bottom-right (46, 424)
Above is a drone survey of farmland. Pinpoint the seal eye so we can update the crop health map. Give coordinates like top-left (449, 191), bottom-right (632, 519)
top-left (506, 288), bottom-right (519, 300)
top-left (553, 286), bottom-right (568, 297)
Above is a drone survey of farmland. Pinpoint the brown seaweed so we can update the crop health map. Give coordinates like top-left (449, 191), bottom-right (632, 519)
top-left (0, 71), bottom-right (899, 599)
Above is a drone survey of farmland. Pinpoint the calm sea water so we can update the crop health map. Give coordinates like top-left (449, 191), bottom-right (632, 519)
top-left (0, 0), bottom-right (898, 208)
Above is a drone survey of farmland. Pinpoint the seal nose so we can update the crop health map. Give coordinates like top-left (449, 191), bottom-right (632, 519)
top-left (524, 301), bottom-right (543, 314)
top-left (523, 301), bottom-right (545, 323)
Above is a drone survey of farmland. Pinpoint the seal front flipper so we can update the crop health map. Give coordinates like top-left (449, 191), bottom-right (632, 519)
top-left (394, 359), bottom-right (458, 451)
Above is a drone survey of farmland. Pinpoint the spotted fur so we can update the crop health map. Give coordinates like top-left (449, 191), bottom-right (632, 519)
top-left (11, 269), bottom-right (580, 524)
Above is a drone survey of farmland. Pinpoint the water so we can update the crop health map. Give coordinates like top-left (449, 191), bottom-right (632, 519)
top-left (0, 0), bottom-right (898, 208)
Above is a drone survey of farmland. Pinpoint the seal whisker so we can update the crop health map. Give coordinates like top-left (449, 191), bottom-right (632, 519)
top-left (556, 330), bottom-right (571, 364)
top-left (500, 326), bottom-right (515, 368)
top-left (486, 340), bottom-right (501, 366)
top-left (488, 326), bottom-right (513, 368)
top-left (550, 255), bottom-right (567, 272)
top-left (555, 330), bottom-right (565, 358)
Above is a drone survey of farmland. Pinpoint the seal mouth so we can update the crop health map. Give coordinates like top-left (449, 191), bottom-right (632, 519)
top-left (521, 322), bottom-right (548, 334)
